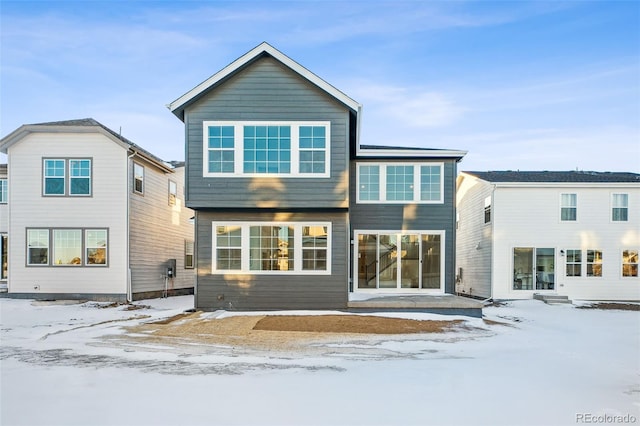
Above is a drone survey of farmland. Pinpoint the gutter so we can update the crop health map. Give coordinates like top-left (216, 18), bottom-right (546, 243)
top-left (126, 150), bottom-right (136, 302)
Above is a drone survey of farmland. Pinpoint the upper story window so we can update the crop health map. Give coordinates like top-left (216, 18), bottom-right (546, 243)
top-left (202, 121), bottom-right (330, 178)
top-left (133, 163), bottom-right (144, 194)
top-left (0, 179), bottom-right (7, 203)
top-left (168, 180), bottom-right (177, 206)
top-left (483, 196), bottom-right (491, 224)
top-left (560, 193), bottom-right (577, 221)
top-left (43, 158), bottom-right (91, 196)
top-left (612, 193), bottom-right (628, 222)
top-left (356, 163), bottom-right (443, 204)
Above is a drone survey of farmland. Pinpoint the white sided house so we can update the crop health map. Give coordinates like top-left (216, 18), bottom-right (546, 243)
top-left (456, 171), bottom-right (640, 301)
top-left (0, 118), bottom-right (195, 301)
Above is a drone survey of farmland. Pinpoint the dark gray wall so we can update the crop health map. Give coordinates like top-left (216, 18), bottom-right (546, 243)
top-left (184, 56), bottom-right (352, 209)
top-left (349, 159), bottom-right (459, 293)
top-left (195, 210), bottom-right (348, 310)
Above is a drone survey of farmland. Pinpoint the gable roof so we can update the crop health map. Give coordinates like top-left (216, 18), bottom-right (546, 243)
top-left (463, 170), bottom-right (640, 184)
top-left (168, 42), bottom-right (362, 121)
top-left (0, 118), bottom-right (173, 173)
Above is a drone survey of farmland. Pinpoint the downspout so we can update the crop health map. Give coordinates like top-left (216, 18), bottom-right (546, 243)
top-left (126, 150), bottom-right (137, 302)
top-left (481, 183), bottom-right (497, 304)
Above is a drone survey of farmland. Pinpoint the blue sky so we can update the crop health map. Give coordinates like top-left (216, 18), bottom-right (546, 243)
top-left (1, 0), bottom-right (639, 172)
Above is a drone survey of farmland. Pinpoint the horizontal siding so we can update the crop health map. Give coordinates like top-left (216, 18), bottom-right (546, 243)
top-left (185, 56), bottom-right (351, 209)
top-left (129, 163), bottom-right (195, 295)
top-left (6, 133), bottom-right (128, 295)
top-left (195, 210), bottom-right (348, 310)
top-left (491, 185), bottom-right (640, 300)
top-left (349, 160), bottom-right (458, 293)
top-left (455, 174), bottom-right (492, 298)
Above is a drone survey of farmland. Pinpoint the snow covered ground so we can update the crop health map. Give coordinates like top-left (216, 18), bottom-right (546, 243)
top-left (1, 296), bottom-right (638, 426)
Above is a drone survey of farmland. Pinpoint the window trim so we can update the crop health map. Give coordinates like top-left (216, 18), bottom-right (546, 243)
top-left (202, 121), bottom-right (331, 178)
top-left (42, 158), bottom-right (92, 197)
top-left (611, 193), bottom-right (629, 222)
top-left (133, 162), bottom-right (145, 195)
top-left (622, 249), bottom-right (638, 278)
top-left (560, 193), bottom-right (577, 222)
top-left (26, 228), bottom-right (109, 267)
top-left (211, 221), bottom-right (332, 275)
top-left (356, 162), bottom-right (444, 204)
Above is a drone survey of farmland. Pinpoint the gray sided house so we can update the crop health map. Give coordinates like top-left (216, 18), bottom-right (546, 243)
top-left (170, 42), bottom-right (467, 311)
top-left (0, 118), bottom-right (195, 301)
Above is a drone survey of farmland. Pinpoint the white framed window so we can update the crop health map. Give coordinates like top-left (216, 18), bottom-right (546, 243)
top-left (202, 121), bottom-right (330, 178)
top-left (356, 163), bottom-right (444, 204)
top-left (612, 193), bottom-right (628, 222)
top-left (560, 193), bottom-right (577, 221)
top-left (212, 222), bottom-right (331, 275)
top-left (586, 249), bottom-right (602, 277)
top-left (1, 234), bottom-right (7, 280)
top-left (483, 196), bottom-right (491, 224)
top-left (43, 158), bottom-right (91, 196)
top-left (622, 250), bottom-right (638, 277)
top-left (0, 179), bottom-right (7, 204)
top-left (133, 163), bottom-right (144, 194)
top-left (184, 240), bottom-right (195, 269)
top-left (566, 249), bottom-right (582, 276)
top-left (168, 180), bottom-right (177, 206)
top-left (26, 228), bottom-right (108, 267)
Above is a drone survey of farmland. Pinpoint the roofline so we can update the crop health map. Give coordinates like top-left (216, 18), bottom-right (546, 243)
top-left (458, 172), bottom-right (640, 187)
top-left (356, 146), bottom-right (467, 159)
top-left (0, 124), bottom-right (173, 173)
top-left (167, 42), bottom-right (362, 119)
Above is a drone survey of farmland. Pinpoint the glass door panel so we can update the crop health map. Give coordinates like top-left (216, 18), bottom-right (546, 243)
top-left (401, 235), bottom-right (420, 288)
top-left (536, 248), bottom-right (555, 290)
top-left (357, 234), bottom-right (378, 289)
top-left (378, 234), bottom-right (397, 288)
top-left (513, 247), bottom-right (534, 290)
top-left (421, 234), bottom-right (441, 289)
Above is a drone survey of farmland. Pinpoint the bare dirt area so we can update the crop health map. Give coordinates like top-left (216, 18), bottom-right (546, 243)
top-left (107, 312), bottom-right (481, 358)
top-left (576, 303), bottom-right (640, 311)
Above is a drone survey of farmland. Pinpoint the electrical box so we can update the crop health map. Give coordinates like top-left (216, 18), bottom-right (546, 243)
top-left (167, 259), bottom-right (176, 278)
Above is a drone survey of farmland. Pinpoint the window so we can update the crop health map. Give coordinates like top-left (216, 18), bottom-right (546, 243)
top-left (302, 225), bottom-right (328, 271)
top-left (566, 249), bottom-right (582, 276)
top-left (43, 159), bottom-right (91, 196)
top-left (0, 179), bottom-right (7, 203)
top-left (26, 228), bottom-right (108, 267)
top-left (168, 180), bottom-right (177, 206)
top-left (86, 230), bottom-right (107, 265)
top-left (356, 163), bottom-right (444, 203)
top-left (612, 194), bottom-right (628, 222)
top-left (133, 163), bottom-right (144, 194)
top-left (202, 121), bottom-right (330, 177)
top-left (207, 125), bottom-right (235, 173)
top-left (27, 229), bottom-right (49, 265)
top-left (560, 193), bottom-right (577, 221)
top-left (1, 234), bottom-right (7, 280)
top-left (184, 240), bottom-right (194, 269)
top-left (212, 222), bottom-right (331, 274)
top-left (513, 247), bottom-right (555, 290)
top-left (484, 196), bottom-right (491, 224)
top-left (586, 250), bottom-right (602, 277)
top-left (622, 250), bottom-right (638, 277)
top-left (358, 165), bottom-right (380, 201)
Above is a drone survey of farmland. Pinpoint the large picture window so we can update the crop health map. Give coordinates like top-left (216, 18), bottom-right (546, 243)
top-left (356, 163), bottom-right (444, 204)
top-left (43, 159), bottom-right (91, 196)
top-left (26, 228), bottom-right (108, 267)
top-left (203, 121), bottom-right (330, 177)
top-left (212, 222), bottom-right (331, 274)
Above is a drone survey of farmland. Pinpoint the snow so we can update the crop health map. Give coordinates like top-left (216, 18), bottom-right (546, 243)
top-left (1, 296), bottom-right (639, 426)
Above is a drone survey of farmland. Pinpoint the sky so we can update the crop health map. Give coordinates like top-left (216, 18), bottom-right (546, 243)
top-left (1, 0), bottom-right (639, 172)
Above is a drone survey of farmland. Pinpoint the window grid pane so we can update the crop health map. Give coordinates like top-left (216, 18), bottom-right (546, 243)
top-left (302, 226), bottom-right (328, 271)
top-left (586, 249), bottom-right (602, 277)
top-left (386, 165), bottom-right (414, 201)
top-left (0, 179), bottom-right (7, 203)
top-left (86, 229), bottom-right (107, 265)
top-left (566, 249), bottom-right (582, 276)
top-left (216, 226), bottom-right (242, 270)
top-left (53, 230), bottom-right (82, 266)
top-left (44, 159), bottom-right (65, 195)
top-left (420, 165), bottom-right (441, 201)
top-left (208, 126), bottom-right (235, 173)
top-left (249, 225), bottom-right (294, 271)
top-left (612, 194), bottom-right (628, 221)
top-left (134, 164), bottom-right (144, 194)
top-left (561, 194), bottom-right (577, 221)
top-left (243, 126), bottom-right (291, 174)
top-left (299, 126), bottom-right (326, 174)
top-left (27, 229), bottom-right (49, 265)
top-left (358, 165), bottom-right (380, 201)
top-left (622, 250), bottom-right (638, 277)
top-left (69, 159), bottom-right (91, 195)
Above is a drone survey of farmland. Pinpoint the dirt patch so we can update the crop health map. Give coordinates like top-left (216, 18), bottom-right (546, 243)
top-left (253, 315), bottom-right (461, 334)
top-left (577, 303), bottom-right (640, 311)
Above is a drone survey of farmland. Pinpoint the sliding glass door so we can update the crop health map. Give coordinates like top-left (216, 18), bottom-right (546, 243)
top-left (513, 247), bottom-right (555, 291)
